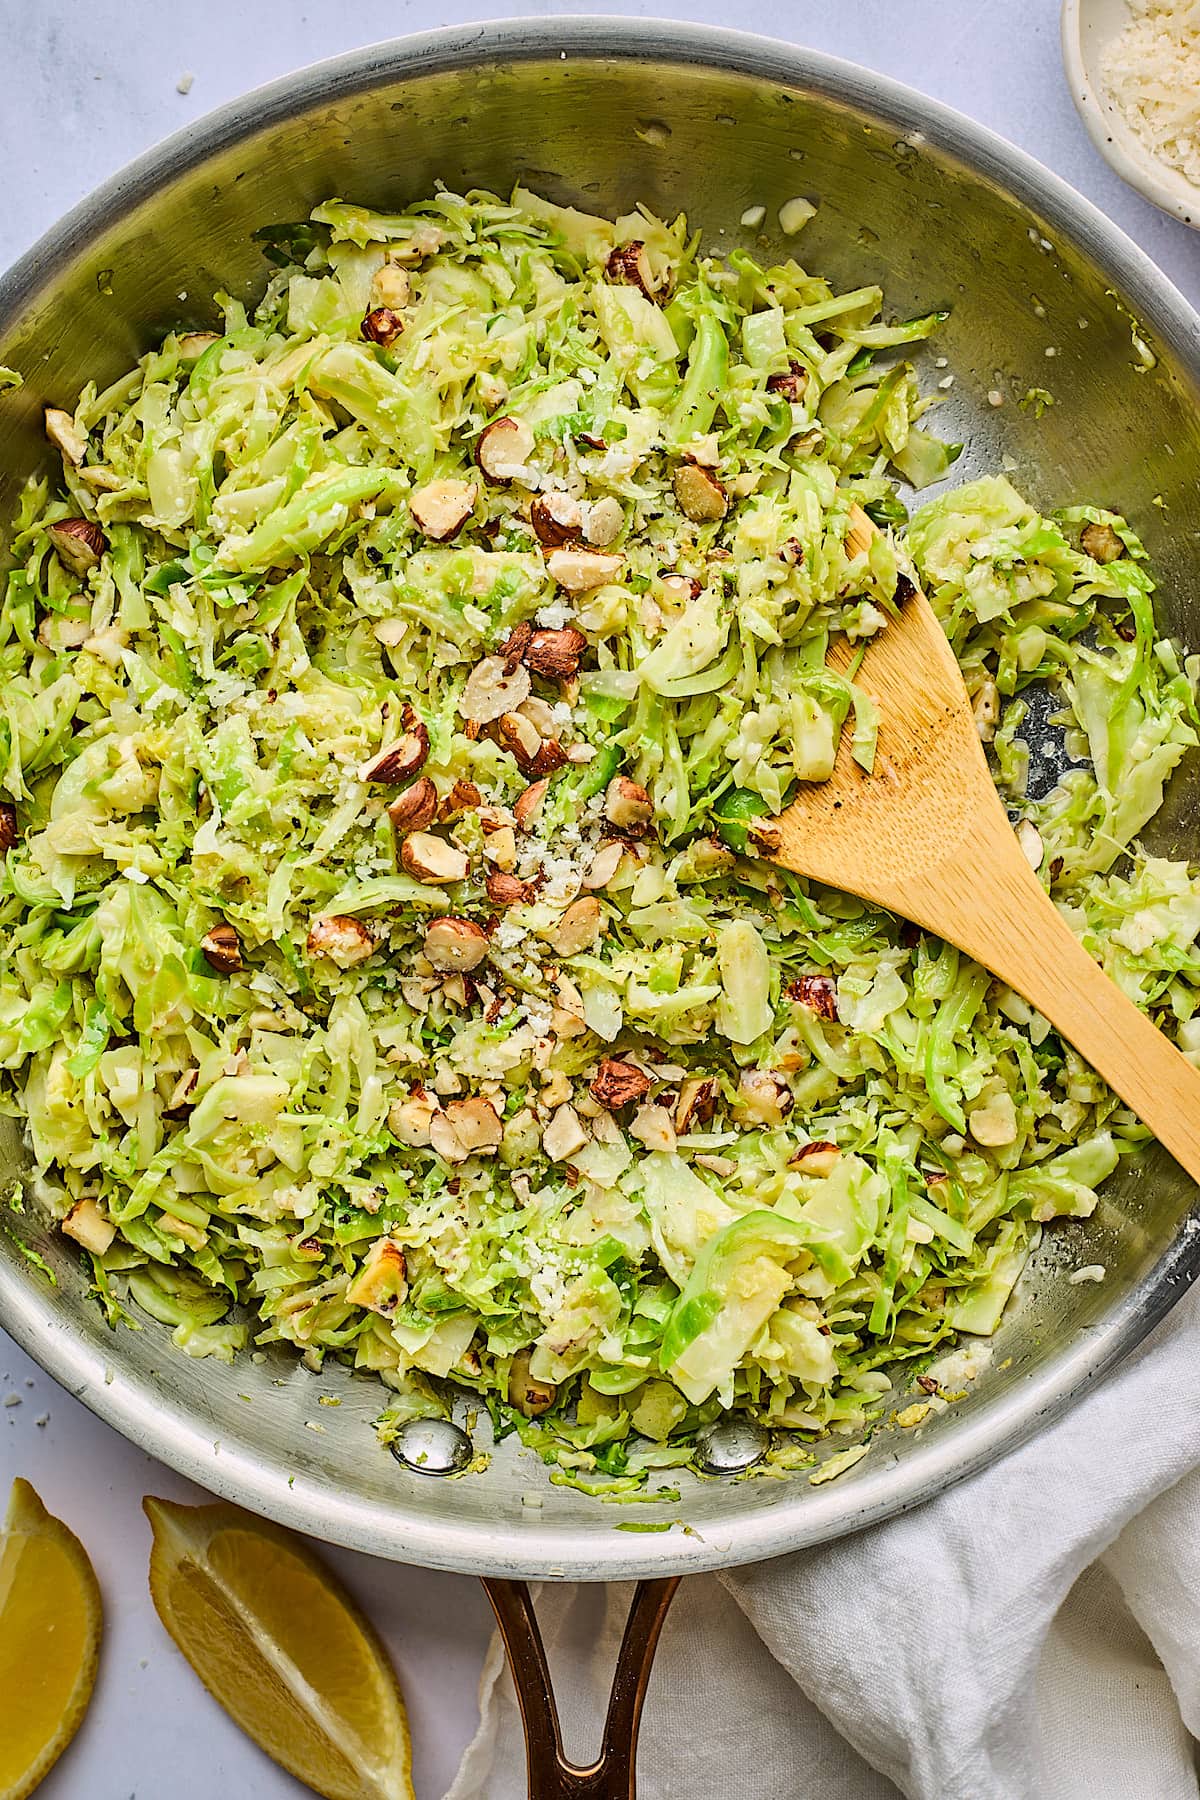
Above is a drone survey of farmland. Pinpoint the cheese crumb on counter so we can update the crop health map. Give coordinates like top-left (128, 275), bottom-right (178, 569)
top-left (1101, 0), bottom-right (1200, 189)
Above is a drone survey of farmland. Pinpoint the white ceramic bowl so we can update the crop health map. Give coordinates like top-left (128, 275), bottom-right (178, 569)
top-left (1062, 0), bottom-right (1200, 228)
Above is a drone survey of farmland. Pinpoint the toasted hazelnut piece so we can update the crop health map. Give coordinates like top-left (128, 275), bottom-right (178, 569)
top-left (445, 1095), bottom-right (504, 1153)
top-left (399, 832), bottom-right (470, 884)
top-left (460, 653), bottom-right (532, 725)
top-left (605, 240), bottom-right (658, 300)
top-left (695, 1152), bottom-right (738, 1178)
top-left (361, 306), bottom-right (404, 348)
top-left (486, 870), bottom-right (532, 906)
top-left (788, 973), bottom-right (839, 1021)
top-left (483, 825), bottom-right (518, 871)
top-left (539, 1068), bottom-right (573, 1110)
top-left (518, 695), bottom-right (558, 738)
top-left (972, 678), bottom-right (999, 744)
top-left (525, 627), bottom-right (589, 680)
top-left (370, 262), bottom-right (411, 310)
top-left (388, 1092), bottom-right (438, 1146)
top-left (346, 1237), bottom-right (408, 1315)
top-left (553, 896), bottom-right (603, 956)
top-left (661, 574), bottom-right (703, 606)
top-left (566, 742), bottom-right (596, 764)
top-left (683, 433), bottom-right (721, 468)
top-left (968, 1089), bottom-right (1018, 1148)
top-left (514, 778), bottom-right (550, 832)
top-left (429, 1111), bottom-right (470, 1165)
top-left (37, 612), bottom-right (90, 652)
top-left (675, 1076), bottom-right (719, 1134)
top-left (590, 1059), bottom-right (652, 1110)
top-left (545, 548), bottom-right (624, 593)
top-left (306, 914), bottom-right (375, 968)
top-left (766, 360), bottom-right (809, 402)
top-left (388, 224), bottom-right (446, 264)
top-left (424, 916), bottom-right (489, 973)
top-left (476, 415), bottom-right (536, 484)
top-left (166, 1068), bottom-right (199, 1114)
top-left (532, 740), bottom-right (567, 778)
top-left (542, 1102), bottom-right (588, 1162)
top-left (790, 1140), bottom-right (840, 1175)
top-left (1016, 820), bottom-right (1044, 871)
top-left (48, 517), bottom-right (106, 574)
top-left (686, 835), bottom-right (735, 878)
top-left (61, 1197), bottom-right (116, 1256)
top-left (530, 492), bottom-right (583, 548)
top-left (0, 804), bottom-right (16, 858)
top-left (387, 776), bottom-right (439, 835)
top-left (674, 463), bottom-right (728, 524)
top-left (736, 1069), bottom-right (794, 1127)
top-left (582, 839), bottom-right (626, 890)
top-left (359, 716), bottom-right (429, 783)
top-left (508, 1347), bottom-right (557, 1417)
top-left (498, 620), bottom-right (534, 672)
top-left (603, 776), bottom-right (653, 834)
top-left (177, 331), bottom-right (221, 362)
top-left (201, 922), bottom-right (242, 975)
top-left (1081, 520), bottom-right (1125, 563)
top-left (583, 495), bottom-right (624, 548)
top-left (497, 710), bottom-right (544, 772)
top-left (630, 1102), bottom-right (677, 1153)
top-left (439, 779), bottom-right (483, 820)
top-left (409, 478), bottom-right (477, 542)
top-left (780, 538), bottom-right (804, 567)
top-left (44, 406), bottom-right (88, 466)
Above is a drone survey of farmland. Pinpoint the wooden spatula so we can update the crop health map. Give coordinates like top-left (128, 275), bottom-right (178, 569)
top-left (769, 505), bottom-right (1200, 1182)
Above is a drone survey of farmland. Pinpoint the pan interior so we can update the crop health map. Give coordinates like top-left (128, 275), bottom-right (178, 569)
top-left (0, 23), bottom-right (1198, 1577)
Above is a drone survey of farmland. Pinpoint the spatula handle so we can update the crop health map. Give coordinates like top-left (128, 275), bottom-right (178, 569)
top-left (926, 820), bottom-right (1200, 1185)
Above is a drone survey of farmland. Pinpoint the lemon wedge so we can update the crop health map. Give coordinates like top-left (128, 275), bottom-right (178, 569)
top-left (144, 1496), bottom-right (413, 1800)
top-left (0, 1478), bottom-right (102, 1800)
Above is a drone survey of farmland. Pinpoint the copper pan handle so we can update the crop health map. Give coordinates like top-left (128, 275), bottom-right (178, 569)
top-left (481, 1577), bottom-right (680, 1800)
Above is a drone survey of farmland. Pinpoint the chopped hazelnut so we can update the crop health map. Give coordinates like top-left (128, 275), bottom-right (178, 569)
top-left (497, 709), bottom-right (544, 772)
top-left (603, 776), bottom-right (653, 834)
top-left (552, 896), bottom-right (602, 956)
top-left (44, 406), bottom-right (87, 466)
top-left (361, 306), bottom-right (404, 348)
top-left (61, 1197), bottom-right (115, 1255)
top-left (673, 463), bottom-right (728, 524)
top-left (423, 916), bottom-right (489, 972)
top-left (630, 1102), bottom-right (676, 1153)
top-left (370, 262), bottom-right (411, 310)
top-left (582, 839), bottom-right (626, 890)
top-left (590, 1059), bottom-right (651, 1109)
top-left (399, 832), bottom-right (470, 884)
top-left (675, 1076), bottom-right (719, 1133)
top-left (346, 1238), bottom-right (408, 1315)
top-left (201, 922), bottom-right (242, 975)
top-left (389, 1092), bottom-right (438, 1146)
top-left (460, 654), bottom-right (532, 725)
top-left (545, 548), bottom-right (624, 593)
top-left (387, 777), bottom-right (439, 834)
top-left (584, 496), bottom-right (624, 547)
top-left (790, 1140), bottom-right (840, 1175)
top-left (508, 1348), bottom-right (557, 1417)
top-left (1081, 520), bottom-right (1125, 563)
top-left (409, 478), bottom-right (477, 542)
top-left (0, 804), bottom-right (16, 858)
top-left (766, 360), bottom-right (809, 402)
top-left (486, 870), bottom-right (533, 906)
top-left (48, 518), bottom-right (106, 574)
top-left (530, 493), bottom-right (583, 548)
top-left (524, 627), bottom-right (589, 680)
top-left (359, 716), bottom-right (429, 783)
top-left (788, 973), bottom-right (839, 1021)
top-left (444, 1095), bottom-right (504, 1153)
top-left (306, 915), bottom-right (375, 968)
top-left (542, 1102), bottom-right (588, 1162)
top-left (513, 778), bottom-right (550, 832)
top-left (475, 415), bottom-right (536, 484)
top-left (605, 240), bottom-right (658, 300)
top-left (736, 1069), bottom-right (793, 1126)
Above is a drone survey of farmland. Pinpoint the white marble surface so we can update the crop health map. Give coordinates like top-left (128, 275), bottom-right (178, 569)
top-left (0, 4), bottom-right (1197, 1797)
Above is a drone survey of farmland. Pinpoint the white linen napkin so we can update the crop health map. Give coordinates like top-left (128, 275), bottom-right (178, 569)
top-left (447, 1282), bottom-right (1200, 1800)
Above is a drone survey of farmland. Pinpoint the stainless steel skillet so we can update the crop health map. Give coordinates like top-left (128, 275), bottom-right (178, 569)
top-left (1, 20), bottom-right (1199, 1795)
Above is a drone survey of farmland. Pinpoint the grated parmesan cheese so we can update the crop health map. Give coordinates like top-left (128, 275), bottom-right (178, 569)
top-left (1101, 0), bottom-right (1200, 189)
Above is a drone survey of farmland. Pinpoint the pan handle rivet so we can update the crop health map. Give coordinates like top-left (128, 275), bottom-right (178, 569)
top-left (389, 1417), bottom-right (472, 1475)
top-left (694, 1418), bottom-right (769, 1474)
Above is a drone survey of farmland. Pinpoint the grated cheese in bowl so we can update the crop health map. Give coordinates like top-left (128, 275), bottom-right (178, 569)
top-left (1101, 0), bottom-right (1200, 190)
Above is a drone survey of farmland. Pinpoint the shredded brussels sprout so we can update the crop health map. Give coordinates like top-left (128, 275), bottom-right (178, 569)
top-left (1, 187), bottom-right (1197, 1492)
